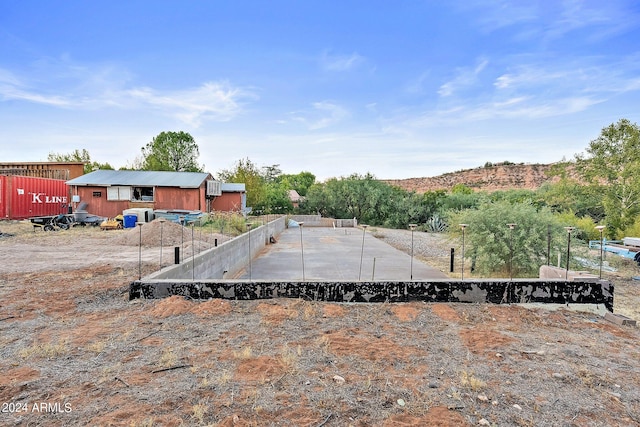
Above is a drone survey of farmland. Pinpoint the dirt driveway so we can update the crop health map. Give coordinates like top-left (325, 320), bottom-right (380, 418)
top-left (1, 221), bottom-right (639, 426)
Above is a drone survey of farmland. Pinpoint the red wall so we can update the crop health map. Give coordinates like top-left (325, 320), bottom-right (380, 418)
top-left (71, 185), bottom-right (208, 218)
top-left (0, 175), bottom-right (70, 220)
top-left (211, 193), bottom-right (243, 212)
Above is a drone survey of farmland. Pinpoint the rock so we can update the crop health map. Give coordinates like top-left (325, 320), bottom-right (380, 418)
top-left (477, 394), bottom-right (489, 402)
top-left (478, 419), bottom-right (491, 426)
top-left (552, 372), bottom-right (564, 379)
top-left (513, 404), bottom-right (522, 410)
top-left (397, 398), bottom-right (405, 407)
top-left (428, 381), bottom-right (439, 388)
top-left (332, 375), bottom-right (345, 384)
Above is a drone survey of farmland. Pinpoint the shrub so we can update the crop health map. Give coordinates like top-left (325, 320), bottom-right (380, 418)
top-left (449, 201), bottom-right (565, 277)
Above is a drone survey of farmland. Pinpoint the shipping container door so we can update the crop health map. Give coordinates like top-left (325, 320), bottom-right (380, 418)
top-left (0, 176), bottom-right (5, 218)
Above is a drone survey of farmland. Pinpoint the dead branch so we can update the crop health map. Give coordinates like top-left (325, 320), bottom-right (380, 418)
top-left (114, 376), bottom-right (130, 387)
top-left (151, 364), bottom-right (192, 374)
top-left (136, 330), bottom-right (160, 342)
top-left (316, 413), bottom-right (332, 427)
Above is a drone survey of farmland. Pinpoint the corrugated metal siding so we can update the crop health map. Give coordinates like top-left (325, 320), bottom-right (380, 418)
top-left (74, 187), bottom-right (124, 218)
top-left (0, 176), bottom-right (4, 219)
top-left (154, 187), bottom-right (202, 211)
top-left (71, 185), bottom-right (207, 218)
top-left (1, 175), bottom-right (70, 220)
top-left (0, 162), bottom-right (85, 180)
top-left (211, 193), bottom-right (243, 212)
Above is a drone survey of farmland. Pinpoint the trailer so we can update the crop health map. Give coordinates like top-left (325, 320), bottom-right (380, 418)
top-left (589, 238), bottom-right (640, 264)
top-left (29, 214), bottom-right (75, 231)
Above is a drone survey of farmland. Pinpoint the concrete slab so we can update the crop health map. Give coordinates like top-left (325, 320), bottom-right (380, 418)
top-left (604, 312), bottom-right (637, 326)
top-left (234, 227), bottom-right (449, 281)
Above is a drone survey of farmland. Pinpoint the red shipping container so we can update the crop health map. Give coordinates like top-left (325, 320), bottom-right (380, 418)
top-left (0, 175), bottom-right (70, 220)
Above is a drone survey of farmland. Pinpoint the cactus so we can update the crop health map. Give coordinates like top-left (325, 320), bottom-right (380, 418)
top-left (426, 214), bottom-right (448, 233)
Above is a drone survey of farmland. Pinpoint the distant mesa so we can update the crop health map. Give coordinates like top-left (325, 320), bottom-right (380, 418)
top-left (383, 162), bottom-right (577, 193)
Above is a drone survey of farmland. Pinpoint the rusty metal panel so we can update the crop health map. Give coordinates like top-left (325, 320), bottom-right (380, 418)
top-left (211, 193), bottom-right (243, 212)
top-left (0, 162), bottom-right (85, 180)
top-left (4, 176), bottom-right (70, 220)
top-left (155, 187), bottom-right (202, 211)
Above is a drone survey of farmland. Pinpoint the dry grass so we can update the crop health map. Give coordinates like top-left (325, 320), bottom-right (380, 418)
top-left (158, 347), bottom-right (178, 368)
top-left (18, 340), bottom-right (68, 360)
top-left (1, 221), bottom-right (640, 426)
top-left (460, 370), bottom-right (486, 391)
top-left (234, 345), bottom-right (253, 360)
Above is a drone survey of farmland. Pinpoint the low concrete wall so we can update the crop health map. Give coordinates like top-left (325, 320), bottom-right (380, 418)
top-left (129, 279), bottom-right (614, 312)
top-left (145, 216), bottom-right (286, 280)
top-left (539, 265), bottom-right (599, 282)
top-left (289, 215), bottom-right (356, 227)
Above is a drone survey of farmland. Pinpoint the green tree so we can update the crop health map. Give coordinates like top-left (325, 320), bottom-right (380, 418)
top-left (450, 201), bottom-right (563, 277)
top-left (440, 190), bottom-right (484, 212)
top-left (536, 180), bottom-right (604, 220)
top-left (451, 183), bottom-right (474, 194)
top-left (261, 182), bottom-right (294, 214)
top-left (141, 131), bottom-right (203, 172)
top-left (575, 119), bottom-right (640, 237)
top-left (48, 149), bottom-right (113, 174)
top-left (217, 158), bottom-right (267, 209)
top-left (278, 171), bottom-right (316, 196)
top-left (261, 164), bottom-right (283, 183)
top-left (301, 173), bottom-right (436, 227)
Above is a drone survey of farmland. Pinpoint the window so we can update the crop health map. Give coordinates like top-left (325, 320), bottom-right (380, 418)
top-left (105, 186), bottom-right (154, 201)
top-left (132, 187), bottom-right (154, 202)
top-left (92, 191), bottom-right (102, 197)
top-left (107, 186), bottom-right (131, 201)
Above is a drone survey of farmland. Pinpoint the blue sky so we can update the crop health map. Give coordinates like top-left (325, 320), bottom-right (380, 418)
top-left (1, 1), bottom-right (639, 180)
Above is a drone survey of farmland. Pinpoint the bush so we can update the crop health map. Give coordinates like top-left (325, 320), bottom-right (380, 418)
top-left (449, 201), bottom-right (566, 277)
top-left (203, 212), bottom-right (246, 235)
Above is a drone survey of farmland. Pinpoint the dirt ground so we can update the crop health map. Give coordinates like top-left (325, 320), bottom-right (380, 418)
top-left (1, 220), bottom-right (639, 427)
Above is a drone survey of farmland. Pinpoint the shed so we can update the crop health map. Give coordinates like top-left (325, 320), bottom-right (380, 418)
top-left (211, 183), bottom-right (247, 214)
top-left (66, 170), bottom-right (221, 218)
top-left (288, 189), bottom-right (303, 208)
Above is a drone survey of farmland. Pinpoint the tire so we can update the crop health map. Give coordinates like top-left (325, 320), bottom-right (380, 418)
top-left (44, 224), bottom-right (54, 232)
top-left (59, 223), bottom-right (70, 230)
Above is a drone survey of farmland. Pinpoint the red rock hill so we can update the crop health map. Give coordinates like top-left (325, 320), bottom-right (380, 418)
top-left (384, 163), bottom-right (572, 193)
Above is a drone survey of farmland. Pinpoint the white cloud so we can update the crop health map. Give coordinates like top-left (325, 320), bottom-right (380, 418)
top-left (289, 101), bottom-right (350, 130)
top-left (0, 68), bottom-right (23, 86)
top-left (463, 0), bottom-right (640, 42)
top-left (127, 82), bottom-right (255, 126)
top-left (0, 62), bottom-right (255, 127)
top-left (0, 67), bottom-right (71, 106)
top-left (0, 86), bottom-right (71, 106)
top-left (320, 51), bottom-right (365, 71)
top-left (457, 0), bottom-right (538, 32)
top-left (438, 58), bottom-right (489, 97)
top-left (405, 71), bottom-right (431, 95)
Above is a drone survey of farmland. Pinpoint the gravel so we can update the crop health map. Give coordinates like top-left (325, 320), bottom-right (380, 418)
top-left (370, 227), bottom-right (454, 259)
